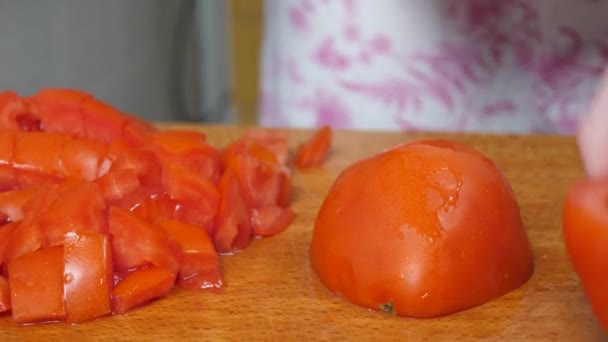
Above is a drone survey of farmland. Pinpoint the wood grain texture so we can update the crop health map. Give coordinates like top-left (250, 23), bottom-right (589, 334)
top-left (2, 125), bottom-right (605, 341)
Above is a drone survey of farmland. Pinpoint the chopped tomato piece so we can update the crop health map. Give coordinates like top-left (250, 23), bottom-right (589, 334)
top-left (95, 169), bottom-right (141, 202)
top-left (26, 88), bottom-right (87, 136)
top-left (108, 207), bottom-right (180, 276)
top-left (111, 266), bottom-right (175, 315)
top-left (222, 139), bottom-right (279, 170)
top-left (0, 275), bottom-right (10, 312)
top-left (108, 142), bottom-right (162, 186)
top-left (13, 132), bottom-right (67, 176)
top-left (63, 231), bottom-right (113, 323)
top-left (213, 169), bottom-right (252, 253)
top-left (250, 206), bottom-right (295, 237)
top-left (157, 219), bottom-right (222, 290)
top-left (243, 129), bottom-right (289, 165)
top-left (295, 125), bottom-right (332, 169)
top-left (109, 185), bottom-right (175, 222)
top-left (60, 137), bottom-right (109, 181)
top-left (0, 188), bottom-right (38, 223)
top-left (34, 182), bottom-right (107, 246)
top-left (162, 163), bottom-right (219, 229)
top-left (0, 164), bottom-right (17, 192)
top-left (0, 91), bottom-right (28, 131)
top-left (3, 223), bottom-right (43, 263)
top-left (8, 246), bottom-right (66, 324)
top-left (0, 130), bottom-right (15, 166)
top-left (14, 169), bottom-right (63, 189)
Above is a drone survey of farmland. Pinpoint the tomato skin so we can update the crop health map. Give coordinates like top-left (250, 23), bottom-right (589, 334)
top-left (563, 178), bottom-right (608, 331)
top-left (311, 140), bottom-right (533, 318)
top-left (63, 231), bottom-right (113, 323)
top-left (295, 126), bottom-right (332, 169)
top-left (8, 246), bottom-right (66, 324)
top-left (111, 266), bottom-right (175, 315)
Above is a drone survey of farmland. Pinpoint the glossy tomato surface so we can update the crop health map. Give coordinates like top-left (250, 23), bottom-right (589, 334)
top-left (311, 139), bottom-right (534, 318)
top-left (563, 177), bottom-right (608, 331)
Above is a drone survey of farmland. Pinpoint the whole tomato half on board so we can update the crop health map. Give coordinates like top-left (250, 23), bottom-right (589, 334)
top-left (310, 139), bottom-right (534, 318)
top-left (563, 178), bottom-right (608, 330)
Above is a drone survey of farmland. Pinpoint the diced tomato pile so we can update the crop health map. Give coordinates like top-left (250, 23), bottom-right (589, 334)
top-left (0, 88), bottom-right (332, 324)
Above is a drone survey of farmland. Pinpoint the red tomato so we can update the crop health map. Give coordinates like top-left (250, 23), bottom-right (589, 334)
top-left (311, 139), bottom-right (534, 318)
top-left (251, 206), bottom-right (295, 237)
top-left (8, 245), bottom-right (66, 324)
top-left (0, 91), bottom-right (29, 131)
top-left (222, 138), bottom-right (279, 169)
top-left (243, 129), bottom-right (289, 165)
top-left (157, 219), bottom-right (222, 290)
top-left (34, 182), bottom-right (107, 247)
top-left (60, 137), bottom-right (109, 181)
top-left (109, 185), bottom-right (176, 222)
top-left (13, 132), bottom-right (66, 176)
top-left (107, 142), bottom-right (162, 186)
top-left (146, 130), bottom-right (221, 184)
top-left (111, 266), bottom-right (175, 315)
top-left (95, 169), bottom-right (141, 202)
top-left (213, 168), bottom-right (252, 253)
top-left (2, 223), bottom-right (44, 264)
top-left (295, 126), bottom-right (331, 169)
top-left (63, 231), bottom-right (113, 323)
top-left (108, 207), bottom-right (180, 276)
top-left (26, 88), bottom-right (87, 135)
top-left (563, 178), bottom-right (608, 331)
top-left (0, 275), bottom-right (9, 312)
top-left (162, 163), bottom-right (219, 230)
top-left (0, 188), bottom-right (38, 222)
top-left (0, 222), bottom-right (18, 270)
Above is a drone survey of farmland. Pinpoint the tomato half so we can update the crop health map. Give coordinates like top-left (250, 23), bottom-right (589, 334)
top-left (311, 139), bottom-right (534, 318)
top-left (563, 177), bottom-right (608, 331)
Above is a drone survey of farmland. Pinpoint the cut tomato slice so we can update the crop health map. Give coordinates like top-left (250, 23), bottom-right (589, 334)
top-left (162, 163), bottom-right (219, 230)
top-left (111, 266), bottom-right (175, 315)
top-left (108, 207), bottom-right (180, 276)
top-left (0, 188), bottom-right (38, 223)
top-left (213, 168), bottom-right (252, 253)
top-left (295, 125), bottom-right (332, 169)
top-left (95, 169), bottom-right (141, 202)
top-left (34, 182), bottom-right (107, 247)
top-left (8, 245), bottom-right (65, 324)
top-left (157, 219), bottom-right (222, 290)
top-left (63, 231), bottom-right (113, 323)
top-left (250, 206), bottom-right (296, 237)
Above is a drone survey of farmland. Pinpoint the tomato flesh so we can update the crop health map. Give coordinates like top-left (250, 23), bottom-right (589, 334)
top-left (63, 231), bottom-right (113, 323)
top-left (8, 246), bottom-right (66, 324)
top-left (0, 88), bottom-right (299, 325)
top-left (111, 266), bottom-right (175, 315)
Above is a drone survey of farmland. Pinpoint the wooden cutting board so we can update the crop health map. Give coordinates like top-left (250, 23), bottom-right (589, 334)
top-left (2, 125), bottom-right (605, 341)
